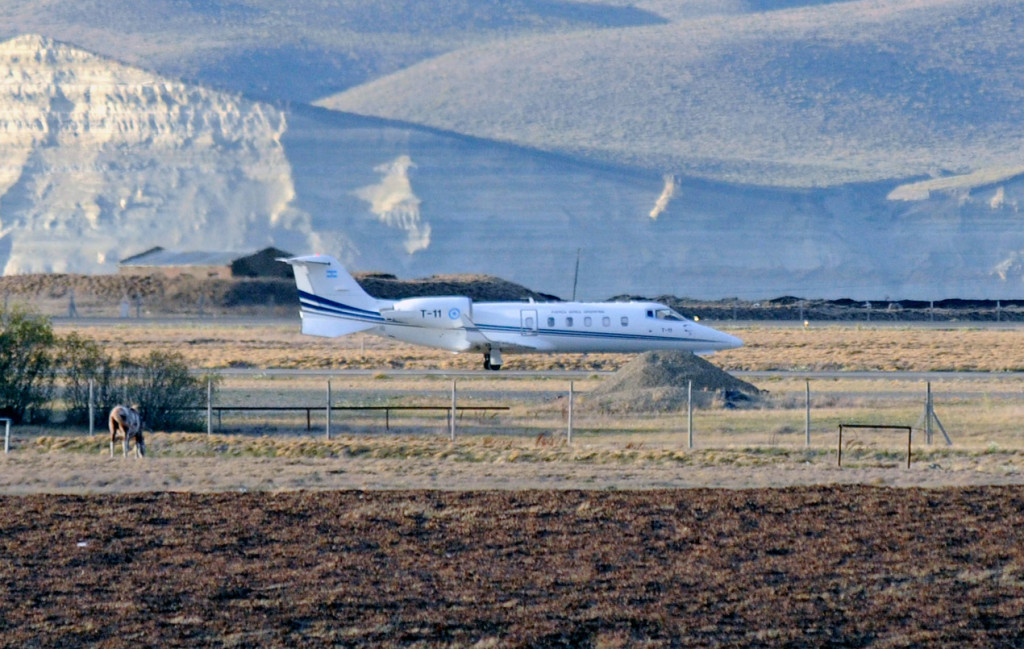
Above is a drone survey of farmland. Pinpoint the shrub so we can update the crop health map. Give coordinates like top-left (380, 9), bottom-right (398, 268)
top-left (57, 332), bottom-right (118, 426)
top-left (0, 307), bottom-right (57, 423)
top-left (112, 351), bottom-right (213, 431)
top-left (59, 342), bottom-right (215, 432)
top-left (0, 307), bottom-right (215, 429)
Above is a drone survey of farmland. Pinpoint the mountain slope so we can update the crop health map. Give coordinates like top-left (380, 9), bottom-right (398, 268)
top-left (0, 0), bottom-right (666, 102)
top-left (322, 0), bottom-right (1024, 188)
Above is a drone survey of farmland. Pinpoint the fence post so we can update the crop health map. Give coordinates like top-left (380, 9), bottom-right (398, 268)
top-left (326, 380), bottom-right (332, 440)
top-left (3, 419), bottom-right (10, 454)
top-left (805, 379), bottom-right (811, 447)
top-left (88, 379), bottom-right (95, 437)
top-left (918, 381), bottom-right (952, 446)
top-left (450, 380), bottom-right (457, 441)
top-left (687, 380), bottom-right (693, 449)
top-left (206, 378), bottom-right (212, 435)
top-left (567, 381), bottom-right (574, 445)
top-left (925, 382), bottom-right (932, 445)
top-left (838, 425), bottom-right (843, 467)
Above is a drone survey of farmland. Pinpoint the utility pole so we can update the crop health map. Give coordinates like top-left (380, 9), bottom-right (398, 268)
top-left (571, 248), bottom-right (581, 301)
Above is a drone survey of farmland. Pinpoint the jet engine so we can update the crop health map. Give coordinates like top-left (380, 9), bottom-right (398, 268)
top-left (381, 297), bottom-right (472, 329)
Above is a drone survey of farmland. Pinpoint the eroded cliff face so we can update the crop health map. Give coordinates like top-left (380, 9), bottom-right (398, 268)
top-left (0, 34), bottom-right (318, 274)
top-left (1, 34), bottom-right (1023, 300)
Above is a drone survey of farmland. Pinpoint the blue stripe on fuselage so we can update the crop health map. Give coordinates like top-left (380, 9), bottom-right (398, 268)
top-left (475, 322), bottom-right (720, 345)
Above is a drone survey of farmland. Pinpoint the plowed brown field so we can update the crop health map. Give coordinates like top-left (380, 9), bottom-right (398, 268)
top-left (2, 487), bottom-right (1023, 647)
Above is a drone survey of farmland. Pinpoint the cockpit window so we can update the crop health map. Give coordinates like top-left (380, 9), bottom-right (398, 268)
top-left (654, 308), bottom-right (685, 321)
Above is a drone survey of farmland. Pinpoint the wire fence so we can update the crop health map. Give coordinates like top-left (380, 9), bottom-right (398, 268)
top-left (9, 373), bottom-right (1024, 458)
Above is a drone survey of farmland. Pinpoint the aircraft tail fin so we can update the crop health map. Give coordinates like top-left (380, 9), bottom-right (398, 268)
top-left (279, 255), bottom-right (384, 337)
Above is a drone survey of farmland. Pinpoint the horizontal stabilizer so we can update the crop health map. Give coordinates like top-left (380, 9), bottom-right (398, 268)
top-left (277, 255), bottom-right (329, 265)
top-left (301, 312), bottom-right (377, 338)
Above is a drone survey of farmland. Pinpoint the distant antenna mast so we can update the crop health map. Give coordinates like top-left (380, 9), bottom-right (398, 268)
top-left (571, 248), bottom-right (581, 301)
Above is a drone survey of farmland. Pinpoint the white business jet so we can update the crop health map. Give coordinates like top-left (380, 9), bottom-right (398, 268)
top-left (281, 255), bottom-right (742, 370)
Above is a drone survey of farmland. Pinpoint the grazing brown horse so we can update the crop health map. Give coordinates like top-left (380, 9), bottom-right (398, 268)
top-left (109, 405), bottom-right (146, 458)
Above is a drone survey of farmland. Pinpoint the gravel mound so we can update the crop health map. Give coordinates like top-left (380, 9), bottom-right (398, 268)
top-left (588, 350), bottom-right (762, 412)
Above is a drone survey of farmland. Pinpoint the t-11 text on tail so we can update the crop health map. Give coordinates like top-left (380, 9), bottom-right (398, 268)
top-left (280, 255), bottom-right (741, 370)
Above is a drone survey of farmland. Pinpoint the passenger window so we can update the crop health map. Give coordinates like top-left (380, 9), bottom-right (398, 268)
top-left (566, 317), bottom-right (573, 327)
top-left (602, 317), bottom-right (611, 327)
top-left (621, 316), bottom-right (629, 326)
top-left (547, 317), bottom-right (555, 327)
top-left (584, 316), bottom-right (592, 327)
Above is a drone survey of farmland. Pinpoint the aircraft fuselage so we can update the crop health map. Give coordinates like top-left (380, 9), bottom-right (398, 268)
top-left (372, 300), bottom-right (741, 355)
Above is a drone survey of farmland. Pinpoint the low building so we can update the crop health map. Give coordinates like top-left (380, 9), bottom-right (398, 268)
top-left (118, 247), bottom-right (293, 279)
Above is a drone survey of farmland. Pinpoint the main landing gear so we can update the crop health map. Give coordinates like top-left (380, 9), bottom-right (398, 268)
top-left (482, 348), bottom-right (503, 371)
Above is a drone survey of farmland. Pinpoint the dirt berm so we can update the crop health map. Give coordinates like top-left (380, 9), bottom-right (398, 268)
top-left (0, 272), bottom-right (551, 316)
top-left (588, 350), bottom-right (762, 412)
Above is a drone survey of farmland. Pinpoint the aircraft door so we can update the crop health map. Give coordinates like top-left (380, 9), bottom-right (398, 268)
top-left (520, 309), bottom-right (538, 335)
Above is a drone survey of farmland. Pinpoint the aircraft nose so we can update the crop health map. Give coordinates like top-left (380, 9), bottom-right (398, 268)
top-left (700, 325), bottom-right (743, 350)
top-left (718, 331), bottom-right (744, 350)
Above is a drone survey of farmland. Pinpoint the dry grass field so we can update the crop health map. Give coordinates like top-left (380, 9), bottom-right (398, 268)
top-left (0, 319), bottom-right (1017, 493)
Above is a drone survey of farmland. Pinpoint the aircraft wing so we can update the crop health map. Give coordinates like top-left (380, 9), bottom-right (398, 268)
top-left (436, 314), bottom-right (554, 354)
top-left (489, 339), bottom-right (554, 352)
top-left (470, 327), bottom-right (557, 353)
